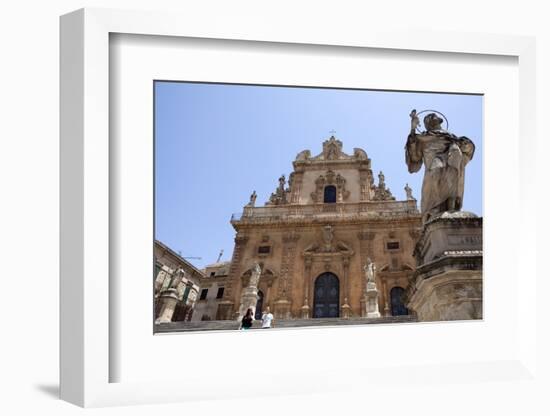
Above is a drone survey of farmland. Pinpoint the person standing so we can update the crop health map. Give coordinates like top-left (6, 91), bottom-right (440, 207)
top-left (240, 308), bottom-right (254, 330)
top-left (261, 306), bottom-right (274, 329)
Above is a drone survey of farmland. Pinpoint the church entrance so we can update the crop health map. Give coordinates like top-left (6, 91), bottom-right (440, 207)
top-left (313, 273), bottom-right (340, 318)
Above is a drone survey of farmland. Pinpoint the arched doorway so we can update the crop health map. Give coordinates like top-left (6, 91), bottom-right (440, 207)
top-left (313, 273), bottom-right (340, 318)
top-left (255, 290), bottom-right (264, 320)
top-left (390, 286), bottom-right (409, 316)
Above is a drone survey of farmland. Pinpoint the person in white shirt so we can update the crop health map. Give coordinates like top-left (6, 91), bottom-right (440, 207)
top-left (261, 306), bottom-right (274, 329)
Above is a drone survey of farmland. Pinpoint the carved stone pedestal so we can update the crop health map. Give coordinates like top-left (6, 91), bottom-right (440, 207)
top-left (237, 286), bottom-right (259, 320)
top-left (365, 285), bottom-right (381, 318)
top-left (155, 289), bottom-right (179, 323)
top-left (300, 303), bottom-right (310, 319)
top-left (407, 212), bottom-right (483, 321)
top-left (341, 303), bottom-right (351, 319)
top-left (273, 298), bottom-right (292, 319)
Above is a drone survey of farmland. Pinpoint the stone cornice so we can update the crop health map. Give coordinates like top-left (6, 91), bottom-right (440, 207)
top-left (232, 215), bottom-right (422, 231)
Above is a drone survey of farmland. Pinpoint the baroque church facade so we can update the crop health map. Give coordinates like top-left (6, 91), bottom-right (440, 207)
top-left (216, 136), bottom-right (422, 321)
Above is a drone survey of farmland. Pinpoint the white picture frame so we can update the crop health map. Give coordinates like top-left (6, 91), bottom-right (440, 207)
top-left (60, 7), bottom-right (539, 408)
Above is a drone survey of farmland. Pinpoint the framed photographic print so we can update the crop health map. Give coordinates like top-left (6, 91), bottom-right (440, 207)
top-left (60, 7), bottom-right (538, 408)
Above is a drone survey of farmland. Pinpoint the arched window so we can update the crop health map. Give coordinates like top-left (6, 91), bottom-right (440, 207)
top-left (324, 185), bottom-right (337, 203)
top-left (390, 287), bottom-right (409, 316)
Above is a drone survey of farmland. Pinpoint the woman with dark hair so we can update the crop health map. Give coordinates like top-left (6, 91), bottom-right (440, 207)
top-left (240, 308), bottom-right (254, 330)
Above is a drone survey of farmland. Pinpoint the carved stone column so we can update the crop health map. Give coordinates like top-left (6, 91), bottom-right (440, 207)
top-left (217, 234), bottom-right (248, 320)
top-left (382, 279), bottom-right (391, 316)
top-left (341, 255), bottom-right (351, 319)
top-left (273, 231), bottom-right (300, 320)
top-left (301, 255), bottom-right (313, 319)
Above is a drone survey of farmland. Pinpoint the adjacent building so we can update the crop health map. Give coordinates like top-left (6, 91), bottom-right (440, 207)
top-left (154, 240), bottom-right (203, 322)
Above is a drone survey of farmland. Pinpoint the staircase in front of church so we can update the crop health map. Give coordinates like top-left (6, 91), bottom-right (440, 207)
top-left (155, 315), bottom-right (417, 333)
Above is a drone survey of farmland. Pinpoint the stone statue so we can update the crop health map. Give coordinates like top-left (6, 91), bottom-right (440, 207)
top-left (247, 190), bottom-right (257, 207)
top-left (363, 258), bottom-right (380, 318)
top-left (278, 175), bottom-right (286, 193)
top-left (169, 268), bottom-right (185, 289)
top-left (249, 262), bottom-right (262, 288)
top-left (378, 171), bottom-right (386, 188)
top-left (364, 258), bottom-right (376, 285)
top-left (405, 109), bottom-right (475, 222)
top-left (404, 183), bottom-right (414, 200)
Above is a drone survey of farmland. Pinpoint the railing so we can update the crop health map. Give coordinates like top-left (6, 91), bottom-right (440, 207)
top-left (231, 200), bottom-right (419, 223)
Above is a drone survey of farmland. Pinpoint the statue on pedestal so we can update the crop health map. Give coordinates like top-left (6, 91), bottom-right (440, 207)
top-left (405, 109), bottom-right (475, 222)
top-left (404, 183), bottom-right (414, 200)
top-left (364, 258), bottom-right (377, 291)
top-left (247, 190), bottom-right (257, 207)
top-left (363, 258), bottom-right (381, 318)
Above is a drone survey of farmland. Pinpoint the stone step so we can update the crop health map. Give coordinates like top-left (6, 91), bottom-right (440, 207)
top-left (155, 315), bottom-right (417, 333)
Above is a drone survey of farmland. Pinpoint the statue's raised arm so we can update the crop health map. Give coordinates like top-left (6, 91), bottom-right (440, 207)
top-left (405, 109), bottom-right (423, 173)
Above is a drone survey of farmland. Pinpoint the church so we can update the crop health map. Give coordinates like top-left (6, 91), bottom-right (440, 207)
top-left (216, 136), bottom-right (422, 321)
top-left (155, 134), bottom-right (483, 331)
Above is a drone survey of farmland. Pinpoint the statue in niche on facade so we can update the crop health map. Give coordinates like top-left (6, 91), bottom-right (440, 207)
top-left (406, 110), bottom-right (475, 222)
top-left (249, 262), bottom-right (262, 288)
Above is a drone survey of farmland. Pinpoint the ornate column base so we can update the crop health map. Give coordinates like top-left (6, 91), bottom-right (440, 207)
top-left (384, 302), bottom-right (391, 317)
top-left (408, 213), bottom-right (483, 321)
top-left (237, 287), bottom-right (259, 320)
top-left (273, 298), bottom-right (292, 320)
top-left (300, 304), bottom-right (310, 319)
top-left (341, 303), bottom-right (351, 319)
top-left (365, 289), bottom-right (381, 318)
top-left (155, 289), bottom-right (179, 323)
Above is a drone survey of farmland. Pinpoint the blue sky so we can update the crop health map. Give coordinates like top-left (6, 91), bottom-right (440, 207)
top-left (155, 82), bottom-right (483, 268)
